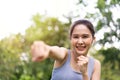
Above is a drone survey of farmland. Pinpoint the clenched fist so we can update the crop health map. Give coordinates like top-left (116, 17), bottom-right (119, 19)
top-left (77, 56), bottom-right (89, 75)
top-left (31, 41), bottom-right (50, 62)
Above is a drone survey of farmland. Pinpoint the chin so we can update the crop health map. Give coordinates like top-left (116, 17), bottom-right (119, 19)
top-left (72, 48), bottom-right (88, 56)
top-left (77, 52), bottom-right (86, 56)
top-left (75, 50), bottom-right (86, 56)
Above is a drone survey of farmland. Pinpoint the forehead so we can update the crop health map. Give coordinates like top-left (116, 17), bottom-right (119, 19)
top-left (72, 24), bottom-right (91, 34)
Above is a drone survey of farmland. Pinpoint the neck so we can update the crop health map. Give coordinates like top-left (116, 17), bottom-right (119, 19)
top-left (71, 50), bottom-right (87, 62)
top-left (70, 52), bottom-right (81, 73)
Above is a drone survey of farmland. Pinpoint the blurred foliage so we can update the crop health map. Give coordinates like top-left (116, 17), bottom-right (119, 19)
top-left (93, 47), bottom-right (120, 80)
top-left (0, 14), bottom-right (70, 80)
top-left (0, 34), bottom-right (25, 80)
top-left (24, 14), bottom-right (70, 80)
top-left (25, 14), bottom-right (70, 47)
top-left (77, 0), bottom-right (120, 46)
top-left (96, 0), bottom-right (120, 46)
top-left (0, 0), bottom-right (120, 80)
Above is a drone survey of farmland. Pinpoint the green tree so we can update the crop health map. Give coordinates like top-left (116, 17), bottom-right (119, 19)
top-left (96, 0), bottom-right (120, 47)
top-left (0, 14), bottom-right (71, 80)
top-left (24, 14), bottom-right (71, 80)
top-left (25, 14), bottom-right (70, 47)
top-left (77, 0), bottom-right (120, 47)
top-left (0, 34), bottom-right (26, 80)
top-left (97, 47), bottom-right (120, 80)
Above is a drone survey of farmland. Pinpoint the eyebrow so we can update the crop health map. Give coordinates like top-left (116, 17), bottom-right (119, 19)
top-left (72, 33), bottom-right (90, 35)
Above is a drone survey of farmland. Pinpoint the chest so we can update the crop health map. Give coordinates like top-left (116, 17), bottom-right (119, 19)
top-left (51, 67), bottom-right (83, 80)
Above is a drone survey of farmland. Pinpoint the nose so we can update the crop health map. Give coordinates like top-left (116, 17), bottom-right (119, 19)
top-left (78, 37), bottom-right (84, 44)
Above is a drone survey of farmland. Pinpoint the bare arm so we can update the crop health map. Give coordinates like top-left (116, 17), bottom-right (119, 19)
top-left (49, 46), bottom-right (68, 62)
top-left (31, 41), bottom-right (68, 62)
top-left (91, 59), bottom-right (101, 80)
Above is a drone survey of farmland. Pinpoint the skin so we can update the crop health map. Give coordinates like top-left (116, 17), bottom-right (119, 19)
top-left (31, 24), bottom-right (101, 80)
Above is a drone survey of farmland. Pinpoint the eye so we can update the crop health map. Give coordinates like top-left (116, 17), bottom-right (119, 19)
top-left (82, 35), bottom-right (89, 38)
top-left (72, 35), bottom-right (79, 39)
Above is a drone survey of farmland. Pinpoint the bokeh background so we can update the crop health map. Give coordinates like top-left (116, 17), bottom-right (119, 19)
top-left (0, 0), bottom-right (120, 80)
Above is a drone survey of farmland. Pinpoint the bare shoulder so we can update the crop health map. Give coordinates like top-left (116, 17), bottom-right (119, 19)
top-left (94, 59), bottom-right (101, 67)
top-left (91, 58), bottom-right (101, 80)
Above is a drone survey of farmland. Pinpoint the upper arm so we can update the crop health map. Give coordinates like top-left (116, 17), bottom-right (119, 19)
top-left (91, 59), bottom-right (101, 80)
top-left (49, 46), bottom-right (68, 62)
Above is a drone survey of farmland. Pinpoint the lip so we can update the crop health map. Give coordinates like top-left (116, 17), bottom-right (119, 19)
top-left (76, 46), bottom-right (86, 51)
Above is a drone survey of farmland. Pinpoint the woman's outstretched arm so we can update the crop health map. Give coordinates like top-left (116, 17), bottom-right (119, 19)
top-left (31, 41), bottom-right (68, 62)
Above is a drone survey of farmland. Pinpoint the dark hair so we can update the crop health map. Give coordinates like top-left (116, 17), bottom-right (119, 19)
top-left (69, 19), bottom-right (95, 38)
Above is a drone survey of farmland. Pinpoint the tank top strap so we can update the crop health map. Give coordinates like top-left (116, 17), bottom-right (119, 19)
top-left (88, 57), bottom-right (95, 78)
top-left (67, 49), bottom-right (71, 62)
top-left (62, 49), bottom-right (71, 67)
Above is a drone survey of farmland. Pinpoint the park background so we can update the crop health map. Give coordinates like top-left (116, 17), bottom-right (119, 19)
top-left (0, 0), bottom-right (120, 80)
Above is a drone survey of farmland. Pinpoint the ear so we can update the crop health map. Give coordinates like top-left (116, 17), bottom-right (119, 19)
top-left (92, 37), bottom-right (96, 45)
top-left (93, 37), bottom-right (96, 42)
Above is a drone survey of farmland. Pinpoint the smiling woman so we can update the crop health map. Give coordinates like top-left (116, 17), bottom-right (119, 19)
top-left (31, 19), bottom-right (101, 80)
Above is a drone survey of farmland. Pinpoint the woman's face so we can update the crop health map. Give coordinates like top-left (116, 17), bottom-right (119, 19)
top-left (70, 24), bottom-right (95, 56)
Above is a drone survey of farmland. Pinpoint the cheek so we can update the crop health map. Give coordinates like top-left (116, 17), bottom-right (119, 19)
top-left (85, 39), bottom-right (93, 46)
top-left (70, 39), bottom-right (76, 46)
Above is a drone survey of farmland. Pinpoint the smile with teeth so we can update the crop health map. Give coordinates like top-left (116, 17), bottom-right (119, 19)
top-left (76, 45), bottom-right (86, 51)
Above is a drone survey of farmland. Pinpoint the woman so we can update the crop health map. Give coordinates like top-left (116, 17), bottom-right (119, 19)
top-left (31, 19), bottom-right (101, 80)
